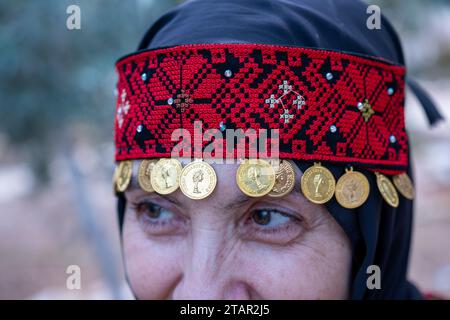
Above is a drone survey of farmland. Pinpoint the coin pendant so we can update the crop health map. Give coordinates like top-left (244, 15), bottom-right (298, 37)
top-left (150, 158), bottom-right (182, 195)
top-left (236, 159), bottom-right (276, 197)
top-left (138, 159), bottom-right (158, 193)
top-left (375, 172), bottom-right (399, 208)
top-left (180, 161), bottom-right (217, 200)
top-left (116, 160), bottom-right (133, 193)
top-left (335, 167), bottom-right (370, 209)
top-left (268, 160), bottom-right (296, 197)
top-left (113, 164), bottom-right (120, 193)
top-left (300, 162), bottom-right (336, 204)
top-left (392, 173), bottom-right (415, 200)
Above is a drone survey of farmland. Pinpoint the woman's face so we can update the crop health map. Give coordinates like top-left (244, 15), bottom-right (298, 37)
top-left (123, 161), bottom-right (352, 299)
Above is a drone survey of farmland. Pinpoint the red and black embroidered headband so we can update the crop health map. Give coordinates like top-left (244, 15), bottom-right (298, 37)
top-left (114, 43), bottom-right (407, 175)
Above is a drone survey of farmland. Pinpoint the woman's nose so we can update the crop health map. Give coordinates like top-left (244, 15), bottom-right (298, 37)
top-left (171, 237), bottom-right (252, 299)
top-left (172, 271), bottom-right (252, 300)
top-left (171, 273), bottom-right (222, 299)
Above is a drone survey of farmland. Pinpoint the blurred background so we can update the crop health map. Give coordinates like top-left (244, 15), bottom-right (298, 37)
top-left (0, 0), bottom-right (449, 299)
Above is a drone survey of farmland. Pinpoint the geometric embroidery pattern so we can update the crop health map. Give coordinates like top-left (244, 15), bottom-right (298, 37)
top-left (114, 43), bottom-right (408, 174)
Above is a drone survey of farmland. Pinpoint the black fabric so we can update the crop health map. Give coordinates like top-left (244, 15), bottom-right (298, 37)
top-left (138, 0), bottom-right (402, 62)
top-left (117, 0), bottom-right (429, 299)
top-left (407, 78), bottom-right (444, 126)
top-left (117, 192), bottom-right (126, 233)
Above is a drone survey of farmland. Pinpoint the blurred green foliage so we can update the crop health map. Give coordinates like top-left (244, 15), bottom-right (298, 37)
top-left (0, 0), bottom-right (177, 181)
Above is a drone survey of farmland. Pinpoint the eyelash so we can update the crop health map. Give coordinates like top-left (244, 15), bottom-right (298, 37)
top-left (130, 201), bottom-right (186, 235)
top-left (130, 200), bottom-right (303, 241)
top-left (246, 209), bottom-right (299, 230)
top-left (241, 208), bottom-right (303, 243)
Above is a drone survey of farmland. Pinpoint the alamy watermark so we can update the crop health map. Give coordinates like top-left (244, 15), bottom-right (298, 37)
top-left (66, 5), bottom-right (81, 30)
top-left (366, 265), bottom-right (381, 290)
top-left (170, 120), bottom-right (280, 164)
top-left (66, 265), bottom-right (81, 290)
top-left (366, 5), bottom-right (381, 30)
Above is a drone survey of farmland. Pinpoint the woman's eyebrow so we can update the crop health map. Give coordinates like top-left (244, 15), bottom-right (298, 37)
top-left (126, 182), bottom-right (183, 206)
top-left (219, 194), bottom-right (252, 211)
top-left (161, 194), bottom-right (183, 206)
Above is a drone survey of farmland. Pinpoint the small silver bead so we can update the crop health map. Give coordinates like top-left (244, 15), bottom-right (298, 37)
top-left (387, 87), bottom-right (394, 96)
top-left (141, 73), bottom-right (147, 81)
top-left (326, 72), bottom-right (333, 81)
top-left (389, 135), bottom-right (396, 143)
top-left (137, 124), bottom-right (143, 133)
top-left (330, 125), bottom-right (337, 133)
top-left (167, 97), bottom-right (174, 105)
top-left (357, 102), bottom-right (364, 110)
top-left (224, 69), bottom-right (232, 78)
top-left (219, 122), bottom-right (226, 131)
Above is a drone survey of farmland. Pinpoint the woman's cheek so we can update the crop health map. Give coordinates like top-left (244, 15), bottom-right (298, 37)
top-left (231, 244), bottom-right (310, 299)
top-left (236, 237), bottom-right (350, 299)
top-left (123, 219), bottom-right (183, 300)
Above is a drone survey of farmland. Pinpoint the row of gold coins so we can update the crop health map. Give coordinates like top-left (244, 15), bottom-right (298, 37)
top-left (113, 158), bottom-right (415, 208)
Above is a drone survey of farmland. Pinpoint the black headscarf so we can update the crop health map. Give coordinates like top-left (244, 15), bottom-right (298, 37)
top-left (118, 0), bottom-right (443, 299)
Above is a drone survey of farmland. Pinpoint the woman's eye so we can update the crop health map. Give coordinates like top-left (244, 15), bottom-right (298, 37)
top-left (136, 202), bottom-right (171, 220)
top-left (131, 201), bottom-right (186, 236)
top-left (243, 209), bottom-right (304, 244)
top-left (252, 210), bottom-right (292, 227)
top-left (252, 209), bottom-right (290, 227)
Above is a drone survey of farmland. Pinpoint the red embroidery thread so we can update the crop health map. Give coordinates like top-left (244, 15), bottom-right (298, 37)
top-left (114, 43), bottom-right (408, 174)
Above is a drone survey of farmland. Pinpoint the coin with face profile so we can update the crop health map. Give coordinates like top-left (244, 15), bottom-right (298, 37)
top-left (300, 162), bottom-right (336, 204)
top-left (335, 167), bottom-right (370, 209)
top-left (392, 173), bottom-right (415, 200)
top-left (375, 172), bottom-right (399, 208)
top-left (236, 159), bottom-right (276, 197)
top-left (138, 159), bottom-right (158, 193)
top-left (115, 160), bottom-right (133, 193)
top-left (150, 158), bottom-right (182, 195)
top-left (180, 160), bottom-right (217, 200)
top-left (268, 159), bottom-right (296, 198)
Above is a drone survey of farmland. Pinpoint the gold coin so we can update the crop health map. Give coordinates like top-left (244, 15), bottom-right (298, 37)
top-left (180, 161), bottom-right (217, 200)
top-left (375, 172), bottom-right (399, 208)
top-left (393, 173), bottom-right (415, 200)
top-left (268, 160), bottom-right (296, 197)
top-left (116, 160), bottom-right (133, 192)
top-left (300, 162), bottom-right (336, 204)
top-left (138, 159), bottom-right (158, 193)
top-left (150, 158), bottom-right (182, 195)
top-left (113, 165), bottom-right (120, 193)
top-left (335, 167), bottom-right (370, 209)
top-left (236, 159), bottom-right (276, 197)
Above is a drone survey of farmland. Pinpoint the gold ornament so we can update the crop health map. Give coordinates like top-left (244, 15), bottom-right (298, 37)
top-left (359, 99), bottom-right (375, 122)
top-left (268, 160), bottom-right (296, 197)
top-left (179, 160), bottom-right (217, 200)
top-left (236, 159), bottom-right (276, 197)
top-left (113, 165), bottom-right (120, 193)
top-left (375, 172), bottom-right (399, 208)
top-left (300, 162), bottom-right (335, 204)
top-left (335, 167), bottom-right (370, 209)
top-left (150, 158), bottom-right (182, 195)
top-left (393, 173), bottom-right (415, 200)
top-left (138, 159), bottom-right (158, 193)
top-left (115, 160), bottom-right (133, 192)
